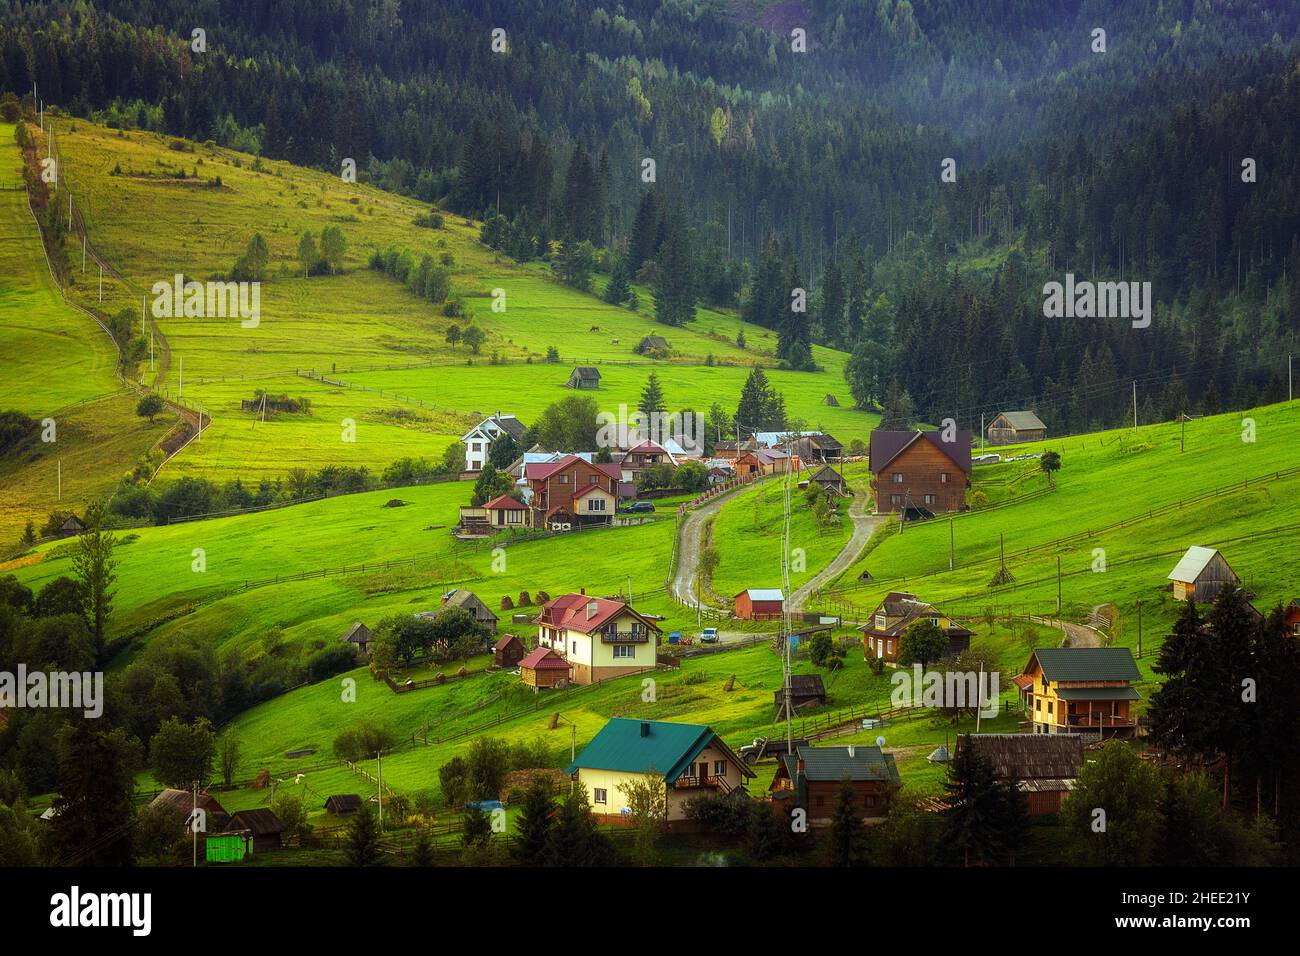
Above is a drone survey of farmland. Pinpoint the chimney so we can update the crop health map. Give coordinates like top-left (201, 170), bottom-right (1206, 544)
top-left (579, 587), bottom-right (585, 596)
top-left (640, 721), bottom-right (650, 738)
top-left (796, 757), bottom-right (805, 779)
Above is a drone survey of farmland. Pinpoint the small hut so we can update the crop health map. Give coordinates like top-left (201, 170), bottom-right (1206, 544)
top-left (566, 366), bottom-right (601, 389)
top-left (440, 589), bottom-right (498, 632)
top-left (494, 634), bottom-right (526, 668)
top-left (519, 647), bottom-right (570, 689)
top-left (224, 808), bottom-right (284, 852)
top-left (1167, 546), bottom-right (1238, 603)
top-left (339, 622), bottom-right (373, 656)
top-left (59, 514), bottom-right (86, 537)
top-left (986, 411), bottom-right (1047, 444)
top-left (324, 794), bottom-right (363, 816)
top-left (808, 464), bottom-right (849, 497)
top-left (772, 674), bottom-right (826, 710)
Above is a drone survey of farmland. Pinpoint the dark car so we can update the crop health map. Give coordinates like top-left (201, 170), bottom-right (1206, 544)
top-left (622, 501), bottom-right (656, 514)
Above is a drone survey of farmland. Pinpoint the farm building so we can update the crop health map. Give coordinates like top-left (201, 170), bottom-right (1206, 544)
top-left (769, 744), bottom-right (901, 824)
top-left (1018, 647), bottom-right (1142, 738)
top-left (566, 366), bottom-right (601, 389)
top-left (439, 588), bottom-right (498, 632)
top-left (808, 464), bottom-right (849, 496)
top-left (958, 734), bottom-right (1084, 816)
top-left (869, 429), bottom-right (972, 517)
top-left (634, 335), bottom-right (669, 355)
top-left (324, 794), bottom-right (363, 815)
top-left (535, 593), bottom-right (660, 684)
top-left (493, 633), bottom-right (526, 668)
top-left (338, 621), bottom-right (373, 656)
top-left (223, 808), bottom-right (284, 852)
top-left (460, 413), bottom-right (527, 473)
top-left (734, 588), bottom-right (785, 620)
top-left (205, 832), bottom-right (251, 864)
top-left (986, 411), bottom-right (1047, 444)
top-left (860, 592), bottom-right (972, 663)
top-left (1167, 546), bottom-right (1238, 603)
top-left (784, 432), bottom-right (843, 464)
top-left (58, 514), bottom-right (85, 537)
top-left (1286, 599), bottom-right (1300, 637)
top-left (566, 718), bottom-right (755, 825)
top-left (519, 647), bottom-right (571, 688)
top-left (148, 789), bottom-right (229, 832)
top-left (772, 674), bottom-right (826, 710)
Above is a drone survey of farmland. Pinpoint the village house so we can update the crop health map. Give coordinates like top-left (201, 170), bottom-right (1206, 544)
top-left (338, 622), bottom-right (373, 657)
top-left (985, 410), bottom-right (1047, 445)
top-left (566, 718), bottom-right (755, 824)
top-left (869, 428), bottom-right (972, 516)
top-left (772, 673), bottom-right (826, 710)
top-left (808, 463), bottom-right (849, 497)
top-left (713, 438), bottom-right (754, 460)
top-left (223, 808), bottom-right (284, 852)
top-left (566, 366), bottom-right (601, 389)
top-left (460, 412), bottom-right (527, 474)
top-left (958, 734), bottom-right (1084, 815)
top-left (1015, 647), bottom-right (1142, 738)
top-left (493, 633), bottom-right (526, 668)
top-left (519, 646), bottom-right (571, 688)
top-left (1286, 599), bottom-right (1300, 638)
top-left (783, 432), bottom-right (843, 465)
top-left (435, 588), bottom-right (498, 633)
top-left (522, 454), bottom-right (624, 530)
top-left (619, 439), bottom-right (679, 484)
top-left (536, 593), bottom-right (661, 684)
top-left (860, 592), bottom-right (972, 663)
top-left (148, 789), bottom-right (229, 832)
top-left (1167, 546), bottom-right (1239, 603)
top-left (734, 588), bottom-right (784, 620)
top-left (769, 744), bottom-right (901, 824)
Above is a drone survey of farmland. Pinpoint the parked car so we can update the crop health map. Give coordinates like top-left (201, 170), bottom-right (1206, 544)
top-left (622, 501), bottom-right (656, 514)
top-left (700, 627), bottom-right (719, 644)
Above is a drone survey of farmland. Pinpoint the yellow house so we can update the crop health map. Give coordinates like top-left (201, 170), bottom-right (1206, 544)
top-left (566, 718), bottom-right (755, 823)
top-left (1016, 647), bottom-right (1142, 738)
top-left (536, 593), bottom-right (661, 684)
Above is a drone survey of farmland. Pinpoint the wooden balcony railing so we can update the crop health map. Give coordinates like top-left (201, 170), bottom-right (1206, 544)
top-left (673, 774), bottom-right (728, 791)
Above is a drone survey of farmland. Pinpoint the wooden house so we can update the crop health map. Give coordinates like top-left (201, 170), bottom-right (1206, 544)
top-left (460, 413), bottom-right (527, 473)
top-left (493, 633), bottom-right (526, 668)
top-left (1167, 546), bottom-right (1238, 602)
top-left (566, 366), bottom-right (601, 389)
top-left (223, 808), bottom-right (284, 852)
top-left (324, 794), bottom-right (363, 815)
top-left (58, 514), bottom-right (85, 537)
top-left (439, 588), bottom-right (498, 633)
top-left (734, 588), bottom-right (784, 620)
top-left (808, 464), bottom-right (849, 496)
top-left (772, 674), bottom-right (826, 710)
top-left (1018, 647), bottom-right (1142, 738)
top-left (958, 734), bottom-right (1083, 815)
top-left (769, 744), bottom-right (901, 824)
top-left (860, 592), bottom-right (972, 662)
top-left (869, 429), bottom-right (972, 516)
top-left (785, 433), bottom-right (843, 464)
top-left (522, 454), bottom-right (624, 529)
top-left (986, 411), bottom-right (1047, 445)
top-left (339, 621), bottom-right (373, 656)
top-left (566, 718), bottom-right (755, 825)
top-left (481, 494), bottom-right (528, 529)
top-left (634, 335), bottom-right (669, 355)
top-left (519, 647), bottom-right (571, 688)
top-left (148, 789), bottom-right (229, 832)
top-left (535, 593), bottom-right (660, 684)
top-left (1286, 599), bottom-right (1300, 638)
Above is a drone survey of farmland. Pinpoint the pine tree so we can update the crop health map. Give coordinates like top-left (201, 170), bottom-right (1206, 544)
top-left (462, 806), bottom-right (492, 848)
top-left (654, 208), bottom-right (695, 327)
top-left (512, 779), bottom-right (555, 865)
top-left (48, 724), bottom-right (136, 866)
top-left (629, 190), bottom-right (661, 273)
top-left (941, 737), bottom-right (1003, 866)
top-left (735, 367), bottom-right (772, 433)
top-left (602, 255), bottom-right (631, 305)
top-left (344, 805), bottom-right (383, 866)
top-left (820, 254), bottom-right (846, 347)
top-left (639, 372), bottom-right (667, 418)
top-left (827, 778), bottom-right (867, 866)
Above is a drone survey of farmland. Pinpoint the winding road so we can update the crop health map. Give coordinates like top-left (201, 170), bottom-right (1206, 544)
top-left (788, 481), bottom-right (883, 616)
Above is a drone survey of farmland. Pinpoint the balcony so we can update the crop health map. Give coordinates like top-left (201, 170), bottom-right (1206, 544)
top-left (600, 629), bottom-right (651, 644)
top-left (1066, 713), bottom-right (1136, 728)
top-left (673, 775), bottom-right (731, 793)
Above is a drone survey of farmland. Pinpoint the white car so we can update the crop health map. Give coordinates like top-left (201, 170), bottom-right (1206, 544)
top-left (700, 627), bottom-right (719, 644)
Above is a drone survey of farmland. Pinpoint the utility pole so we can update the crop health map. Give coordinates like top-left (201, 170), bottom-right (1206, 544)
top-left (975, 660), bottom-right (984, 734)
top-left (57, 458), bottom-right (61, 500)
top-left (979, 413), bottom-right (985, 453)
top-left (98, 263), bottom-right (102, 303)
top-left (949, 516), bottom-right (954, 570)
top-left (1136, 600), bottom-right (1143, 660)
top-left (1056, 556), bottom-right (1062, 614)
top-left (1290, 354), bottom-right (1294, 402)
top-left (376, 750), bottom-right (383, 830)
top-left (1132, 380), bottom-right (1137, 430)
top-left (1180, 414), bottom-right (1186, 453)
top-left (179, 355), bottom-right (183, 404)
top-left (192, 780), bottom-right (199, 868)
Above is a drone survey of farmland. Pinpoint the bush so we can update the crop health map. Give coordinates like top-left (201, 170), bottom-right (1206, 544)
top-left (307, 645), bottom-right (358, 682)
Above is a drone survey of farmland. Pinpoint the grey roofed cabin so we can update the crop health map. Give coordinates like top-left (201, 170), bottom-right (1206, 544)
top-left (566, 366), bottom-right (601, 389)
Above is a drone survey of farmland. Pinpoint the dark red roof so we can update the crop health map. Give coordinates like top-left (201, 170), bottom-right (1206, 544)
top-left (483, 494), bottom-right (527, 510)
top-left (537, 593), bottom-right (659, 635)
top-left (525, 455), bottom-right (622, 482)
top-left (520, 647), bottom-right (570, 670)
top-left (870, 430), bottom-right (972, 475)
top-left (494, 633), bottom-right (523, 651)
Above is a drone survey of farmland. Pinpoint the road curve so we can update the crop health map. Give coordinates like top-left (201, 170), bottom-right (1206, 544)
top-left (789, 481), bottom-right (883, 616)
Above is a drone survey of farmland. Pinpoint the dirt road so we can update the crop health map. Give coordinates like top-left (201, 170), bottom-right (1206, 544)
top-left (788, 482), bottom-right (883, 616)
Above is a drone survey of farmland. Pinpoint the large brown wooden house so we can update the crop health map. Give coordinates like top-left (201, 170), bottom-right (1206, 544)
top-left (522, 454), bottom-right (624, 529)
top-left (869, 429), bottom-right (971, 516)
top-left (958, 734), bottom-right (1084, 815)
top-left (861, 591), bottom-right (972, 663)
top-left (770, 744), bottom-right (901, 824)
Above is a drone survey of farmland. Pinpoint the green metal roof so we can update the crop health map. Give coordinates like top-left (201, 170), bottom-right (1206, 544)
top-left (1055, 686), bottom-right (1141, 701)
top-left (780, 745), bottom-right (901, 784)
top-left (565, 718), bottom-right (753, 782)
top-left (1032, 647), bottom-right (1141, 683)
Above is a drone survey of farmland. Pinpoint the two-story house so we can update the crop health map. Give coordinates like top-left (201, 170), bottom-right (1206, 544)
top-left (566, 718), bottom-right (755, 824)
top-left (522, 454), bottom-right (624, 529)
top-left (1015, 647), bottom-right (1142, 738)
top-left (536, 593), bottom-right (661, 684)
top-left (860, 591), bottom-right (973, 662)
top-left (460, 413), bottom-right (527, 474)
top-left (769, 744), bottom-right (901, 824)
top-left (869, 429), bottom-right (971, 516)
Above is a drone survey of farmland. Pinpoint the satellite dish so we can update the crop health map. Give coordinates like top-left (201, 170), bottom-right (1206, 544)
top-left (875, 736), bottom-right (886, 748)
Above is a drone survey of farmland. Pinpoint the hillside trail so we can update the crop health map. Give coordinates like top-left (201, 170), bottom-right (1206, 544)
top-left (1058, 616), bottom-right (1103, 648)
top-left (789, 480), bottom-right (882, 617)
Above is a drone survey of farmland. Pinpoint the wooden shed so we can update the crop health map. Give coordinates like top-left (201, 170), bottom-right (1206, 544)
top-left (958, 734), bottom-right (1084, 816)
top-left (224, 808), bottom-right (284, 852)
top-left (440, 588), bottom-right (499, 632)
top-left (519, 647), bottom-right (570, 689)
top-left (773, 674), bottom-right (826, 710)
top-left (494, 633), bottom-right (526, 668)
top-left (59, 514), bottom-right (86, 537)
top-left (566, 366), bottom-right (601, 389)
top-left (148, 789), bottom-right (229, 831)
top-left (808, 464), bottom-right (849, 496)
top-left (339, 621), bottom-right (373, 656)
top-left (734, 588), bottom-right (785, 620)
top-left (986, 410), bottom-right (1047, 445)
top-left (1167, 546), bottom-right (1238, 602)
top-left (324, 794), bottom-right (363, 815)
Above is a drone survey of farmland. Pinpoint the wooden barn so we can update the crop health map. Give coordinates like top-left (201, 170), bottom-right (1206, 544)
top-left (440, 588), bottom-right (498, 632)
top-left (148, 789), bottom-right (229, 831)
top-left (566, 366), bottom-right (601, 389)
top-left (958, 734), bottom-right (1083, 815)
top-left (519, 647), bottom-right (571, 689)
top-left (493, 633), bottom-right (526, 668)
top-left (869, 429), bottom-right (972, 516)
top-left (1167, 546), bottom-right (1238, 602)
top-left (769, 744), bottom-right (901, 824)
top-left (734, 588), bottom-right (785, 620)
top-left (773, 674), bottom-right (826, 710)
top-left (808, 464), bottom-right (849, 496)
top-left (338, 621), bottom-right (373, 656)
top-left (1286, 598), bottom-right (1300, 638)
top-left (58, 514), bottom-right (85, 537)
top-left (223, 808), bottom-right (284, 852)
top-left (986, 410), bottom-right (1047, 445)
top-left (324, 794), bottom-right (363, 815)
top-left (634, 335), bottom-right (669, 355)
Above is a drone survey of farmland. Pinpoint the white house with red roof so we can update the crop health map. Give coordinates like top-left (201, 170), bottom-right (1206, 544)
top-left (482, 494), bottom-right (528, 529)
top-left (619, 439), bottom-right (680, 483)
top-left (536, 592), bottom-right (662, 684)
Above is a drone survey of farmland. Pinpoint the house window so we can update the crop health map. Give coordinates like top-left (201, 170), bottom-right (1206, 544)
top-left (571, 640), bottom-right (577, 655)
top-left (875, 615), bottom-right (885, 629)
top-left (891, 473), bottom-right (904, 483)
top-left (1047, 701), bottom-right (1053, 715)
top-left (589, 474), bottom-right (598, 485)
top-left (613, 645), bottom-right (635, 659)
top-left (1034, 698), bottom-right (1041, 713)
top-left (886, 640), bottom-right (893, 655)
top-left (815, 795), bottom-right (826, 807)
top-left (559, 475), bottom-right (569, 484)
top-left (863, 795), bottom-right (876, 808)
top-left (923, 494), bottom-right (936, 505)
top-left (587, 498), bottom-right (606, 512)
top-left (593, 788), bottom-right (607, 805)
top-left (714, 760), bottom-right (726, 776)
top-left (940, 472), bottom-right (948, 484)
top-left (890, 494), bottom-right (902, 506)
